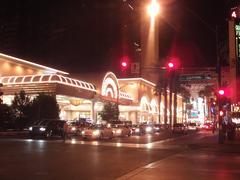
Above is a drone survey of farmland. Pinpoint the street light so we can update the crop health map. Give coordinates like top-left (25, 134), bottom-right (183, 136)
top-left (147, 0), bottom-right (160, 19)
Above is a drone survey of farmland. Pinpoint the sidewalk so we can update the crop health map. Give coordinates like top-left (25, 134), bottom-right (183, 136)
top-left (117, 131), bottom-right (240, 180)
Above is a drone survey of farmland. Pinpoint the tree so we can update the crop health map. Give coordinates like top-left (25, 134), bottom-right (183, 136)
top-left (99, 102), bottom-right (119, 122)
top-left (30, 93), bottom-right (60, 122)
top-left (11, 90), bottom-right (32, 129)
top-left (154, 72), bottom-right (167, 124)
top-left (0, 103), bottom-right (14, 130)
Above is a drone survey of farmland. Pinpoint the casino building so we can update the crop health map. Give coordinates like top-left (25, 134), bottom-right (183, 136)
top-left (0, 53), bottom-right (185, 124)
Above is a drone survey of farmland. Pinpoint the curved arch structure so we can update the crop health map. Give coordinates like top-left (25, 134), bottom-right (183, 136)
top-left (101, 72), bottom-right (132, 101)
top-left (0, 74), bottom-right (96, 92)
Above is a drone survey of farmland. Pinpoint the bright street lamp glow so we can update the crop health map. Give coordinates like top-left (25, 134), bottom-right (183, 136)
top-left (147, 0), bottom-right (160, 18)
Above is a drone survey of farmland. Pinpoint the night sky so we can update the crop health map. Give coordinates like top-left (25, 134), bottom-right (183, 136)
top-left (0, 0), bottom-right (238, 74)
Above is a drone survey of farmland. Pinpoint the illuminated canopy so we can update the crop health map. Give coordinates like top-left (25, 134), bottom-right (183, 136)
top-left (0, 53), bottom-right (69, 75)
top-left (0, 74), bottom-right (96, 92)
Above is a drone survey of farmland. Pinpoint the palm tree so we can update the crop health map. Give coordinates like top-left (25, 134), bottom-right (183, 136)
top-left (154, 73), bottom-right (167, 124)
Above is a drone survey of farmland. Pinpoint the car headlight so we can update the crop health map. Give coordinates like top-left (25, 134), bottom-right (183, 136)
top-left (146, 127), bottom-right (152, 132)
top-left (135, 128), bottom-right (140, 132)
top-left (71, 127), bottom-right (76, 131)
top-left (40, 127), bottom-right (46, 131)
top-left (29, 127), bottom-right (33, 131)
top-left (116, 129), bottom-right (122, 134)
top-left (93, 130), bottom-right (100, 136)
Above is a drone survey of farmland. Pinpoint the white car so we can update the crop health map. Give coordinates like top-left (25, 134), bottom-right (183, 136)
top-left (188, 123), bottom-right (197, 131)
top-left (81, 125), bottom-right (113, 139)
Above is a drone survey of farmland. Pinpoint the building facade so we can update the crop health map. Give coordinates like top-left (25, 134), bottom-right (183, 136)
top-left (0, 53), bottom-right (185, 124)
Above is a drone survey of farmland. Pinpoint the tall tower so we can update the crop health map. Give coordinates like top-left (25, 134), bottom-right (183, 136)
top-left (140, 0), bottom-right (160, 83)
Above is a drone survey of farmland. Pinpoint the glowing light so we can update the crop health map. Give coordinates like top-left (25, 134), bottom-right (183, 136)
top-left (0, 52), bottom-right (68, 75)
top-left (116, 143), bottom-right (122, 147)
top-left (0, 74), bottom-right (96, 92)
top-left (147, 0), bottom-right (160, 18)
top-left (219, 111), bottom-right (224, 116)
top-left (121, 61), bottom-right (127, 67)
top-left (168, 62), bottom-right (174, 68)
top-left (232, 11), bottom-right (237, 18)
top-left (218, 89), bottom-right (225, 96)
top-left (71, 139), bottom-right (76, 144)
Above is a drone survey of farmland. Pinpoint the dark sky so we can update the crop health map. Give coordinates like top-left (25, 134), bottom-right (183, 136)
top-left (0, 0), bottom-right (238, 74)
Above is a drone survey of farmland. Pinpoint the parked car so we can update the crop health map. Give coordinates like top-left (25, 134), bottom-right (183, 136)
top-left (81, 125), bottom-right (113, 139)
top-left (111, 124), bottom-right (131, 137)
top-left (172, 123), bottom-right (188, 134)
top-left (188, 123), bottom-right (197, 131)
top-left (29, 120), bottom-right (65, 138)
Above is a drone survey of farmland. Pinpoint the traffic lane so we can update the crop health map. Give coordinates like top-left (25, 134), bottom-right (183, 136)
top-left (73, 131), bottom-right (186, 144)
top-left (0, 139), bottom-right (181, 180)
top-left (161, 130), bottom-right (212, 146)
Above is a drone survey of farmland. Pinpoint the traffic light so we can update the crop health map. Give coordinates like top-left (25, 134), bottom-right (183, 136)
top-left (167, 62), bottom-right (174, 69)
top-left (219, 110), bottom-right (224, 117)
top-left (230, 6), bottom-right (240, 19)
top-left (218, 89), bottom-right (225, 96)
top-left (120, 56), bottom-right (129, 71)
top-left (165, 57), bottom-right (180, 71)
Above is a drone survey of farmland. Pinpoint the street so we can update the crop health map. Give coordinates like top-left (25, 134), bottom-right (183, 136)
top-left (1, 131), bottom-right (240, 180)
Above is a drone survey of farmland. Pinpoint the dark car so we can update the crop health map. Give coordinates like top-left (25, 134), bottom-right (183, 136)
top-left (172, 123), bottom-right (188, 134)
top-left (29, 120), bottom-right (65, 138)
top-left (130, 124), bottom-right (145, 135)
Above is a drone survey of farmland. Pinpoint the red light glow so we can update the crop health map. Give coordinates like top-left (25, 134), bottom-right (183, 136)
top-left (218, 89), bottom-right (225, 96)
top-left (219, 111), bottom-right (224, 116)
top-left (168, 62), bottom-right (174, 68)
top-left (121, 61), bottom-right (127, 67)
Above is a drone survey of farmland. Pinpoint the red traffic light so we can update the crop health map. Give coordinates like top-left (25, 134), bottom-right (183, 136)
top-left (121, 61), bottom-right (127, 68)
top-left (218, 89), bottom-right (225, 96)
top-left (120, 56), bottom-right (129, 71)
top-left (219, 110), bottom-right (224, 116)
top-left (167, 62), bottom-right (174, 68)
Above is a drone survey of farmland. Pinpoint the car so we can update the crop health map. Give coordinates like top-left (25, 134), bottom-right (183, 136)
top-left (172, 123), bottom-right (188, 134)
top-left (188, 123), bottom-right (197, 131)
top-left (142, 124), bottom-right (155, 134)
top-left (130, 124), bottom-right (145, 135)
top-left (153, 124), bottom-right (161, 132)
top-left (81, 125), bottom-right (113, 140)
top-left (29, 120), bottom-right (65, 138)
top-left (202, 123), bottom-right (213, 130)
top-left (67, 121), bottom-right (91, 136)
top-left (111, 124), bottom-right (131, 137)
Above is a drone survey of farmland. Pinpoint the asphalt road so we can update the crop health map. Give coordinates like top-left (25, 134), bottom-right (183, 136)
top-left (0, 131), bottom-right (230, 180)
top-left (0, 138), bottom-right (180, 180)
